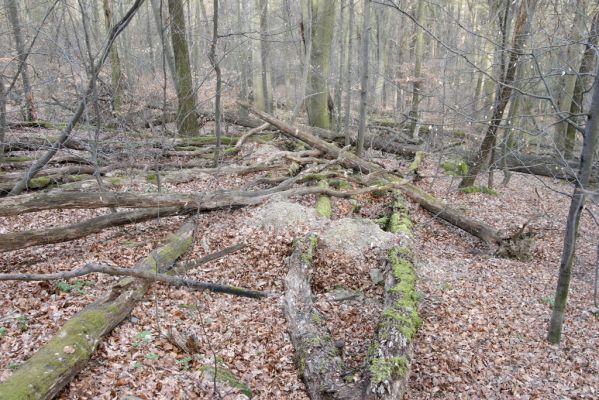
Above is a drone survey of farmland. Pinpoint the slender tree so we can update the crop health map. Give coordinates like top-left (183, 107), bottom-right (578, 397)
top-left (168, 0), bottom-right (200, 135)
top-left (564, 10), bottom-right (599, 159)
top-left (459, 0), bottom-right (538, 188)
top-left (0, 76), bottom-right (6, 156)
top-left (548, 59), bottom-right (599, 344)
top-left (343, 0), bottom-right (355, 145)
top-left (209, 0), bottom-right (222, 165)
top-left (5, 0), bottom-right (37, 121)
top-left (409, 0), bottom-right (425, 138)
top-left (356, 0), bottom-right (371, 156)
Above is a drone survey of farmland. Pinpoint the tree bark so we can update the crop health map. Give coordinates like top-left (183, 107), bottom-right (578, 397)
top-left (564, 10), bottom-right (599, 159)
top-left (5, 0), bottom-right (37, 121)
top-left (305, 0), bottom-right (337, 129)
top-left (356, 0), bottom-right (371, 156)
top-left (343, 0), bottom-right (355, 146)
top-left (408, 0), bottom-right (424, 139)
top-left (0, 207), bottom-right (187, 252)
top-left (283, 235), bottom-right (353, 399)
top-left (548, 59), bottom-right (599, 344)
top-left (168, 0), bottom-right (200, 135)
top-left (102, 0), bottom-right (125, 111)
top-left (0, 76), bottom-right (6, 156)
top-left (459, 0), bottom-right (537, 188)
top-left (0, 220), bottom-right (195, 400)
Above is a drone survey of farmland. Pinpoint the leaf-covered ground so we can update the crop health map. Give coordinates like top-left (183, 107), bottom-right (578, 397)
top-left (0, 139), bottom-right (598, 399)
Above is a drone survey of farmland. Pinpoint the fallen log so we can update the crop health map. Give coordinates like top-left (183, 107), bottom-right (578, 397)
top-left (283, 235), bottom-right (356, 399)
top-left (0, 165), bottom-right (103, 193)
top-left (240, 103), bottom-right (525, 250)
top-left (497, 153), bottom-right (598, 183)
top-left (0, 207), bottom-right (187, 252)
top-left (0, 185), bottom-right (385, 251)
top-left (0, 261), bottom-right (268, 299)
top-left (0, 220), bottom-right (195, 400)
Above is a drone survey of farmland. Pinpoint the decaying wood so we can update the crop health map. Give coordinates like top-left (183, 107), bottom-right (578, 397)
top-left (0, 207), bottom-right (187, 252)
top-left (0, 261), bottom-right (268, 298)
top-left (0, 185), bottom-right (387, 251)
top-left (240, 103), bottom-right (524, 249)
top-left (497, 153), bottom-right (598, 183)
top-left (283, 235), bottom-right (356, 399)
top-left (0, 165), bottom-right (104, 193)
top-left (0, 220), bottom-right (195, 400)
top-left (235, 122), bottom-right (270, 149)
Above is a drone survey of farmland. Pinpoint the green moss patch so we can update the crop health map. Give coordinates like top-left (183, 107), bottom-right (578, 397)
top-left (460, 185), bottom-right (497, 195)
top-left (27, 176), bottom-right (52, 189)
top-left (315, 181), bottom-right (332, 218)
top-left (369, 356), bottom-right (409, 384)
top-left (0, 155), bottom-right (32, 163)
top-left (440, 158), bottom-right (469, 176)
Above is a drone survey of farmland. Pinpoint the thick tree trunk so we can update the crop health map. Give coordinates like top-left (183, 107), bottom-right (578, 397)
top-left (305, 0), bottom-right (337, 129)
top-left (0, 76), bottom-right (6, 156)
top-left (168, 0), bottom-right (200, 135)
top-left (343, 0), bottom-right (355, 145)
top-left (149, 0), bottom-right (176, 81)
top-left (548, 60), bottom-right (599, 344)
top-left (0, 220), bottom-right (194, 400)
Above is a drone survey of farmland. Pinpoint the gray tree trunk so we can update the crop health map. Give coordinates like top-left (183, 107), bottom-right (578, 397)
top-left (548, 58), bottom-right (599, 344)
top-left (356, 0), bottom-right (371, 157)
top-left (168, 0), bottom-right (200, 135)
top-left (5, 0), bottom-right (37, 121)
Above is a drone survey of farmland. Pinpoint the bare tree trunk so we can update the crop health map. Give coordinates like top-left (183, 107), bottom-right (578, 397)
top-left (409, 0), bottom-right (424, 139)
top-left (356, 0), bottom-right (371, 156)
top-left (306, 0), bottom-right (337, 129)
top-left (0, 76), bottom-right (6, 156)
top-left (168, 0), bottom-right (200, 135)
top-left (209, 0), bottom-right (222, 165)
top-left (548, 60), bottom-right (599, 344)
top-left (150, 0), bottom-right (176, 80)
top-left (565, 11), bottom-right (599, 159)
top-left (459, 0), bottom-right (537, 188)
top-left (259, 0), bottom-right (272, 113)
top-left (5, 0), bottom-right (37, 121)
top-left (343, 0), bottom-right (355, 146)
top-left (102, 0), bottom-right (125, 111)
top-left (237, 0), bottom-right (250, 117)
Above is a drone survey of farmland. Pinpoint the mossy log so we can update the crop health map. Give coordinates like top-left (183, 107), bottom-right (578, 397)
top-left (0, 220), bottom-right (195, 400)
top-left (0, 165), bottom-right (103, 193)
top-left (2, 136), bottom-right (90, 153)
top-left (283, 235), bottom-right (356, 399)
top-left (241, 104), bottom-right (512, 248)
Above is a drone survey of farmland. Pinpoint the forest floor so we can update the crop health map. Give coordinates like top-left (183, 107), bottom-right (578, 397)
top-left (0, 129), bottom-right (598, 399)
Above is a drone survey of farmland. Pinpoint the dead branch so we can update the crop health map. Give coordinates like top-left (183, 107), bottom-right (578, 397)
top-left (235, 122), bottom-right (270, 149)
top-left (0, 262), bottom-right (268, 299)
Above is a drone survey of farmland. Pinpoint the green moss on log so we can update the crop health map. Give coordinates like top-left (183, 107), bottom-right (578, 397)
top-left (369, 355), bottom-right (409, 384)
top-left (0, 156), bottom-right (32, 163)
top-left (459, 185), bottom-right (497, 195)
top-left (0, 309), bottom-right (108, 399)
top-left (27, 176), bottom-right (52, 189)
top-left (315, 181), bottom-right (332, 218)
